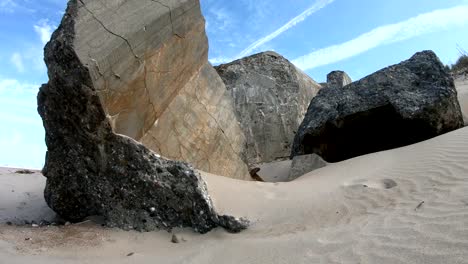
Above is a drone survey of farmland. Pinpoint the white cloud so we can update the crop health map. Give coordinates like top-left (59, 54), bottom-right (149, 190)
top-left (10, 52), bottom-right (25, 73)
top-left (34, 19), bottom-right (54, 45)
top-left (0, 79), bottom-right (42, 142)
top-left (0, 127), bottom-right (46, 169)
top-left (0, 112), bottom-right (42, 126)
top-left (0, 0), bottom-right (36, 13)
top-left (0, 78), bottom-right (38, 93)
top-left (209, 7), bottom-right (232, 31)
top-left (238, 0), bottom-right (271, 28)
top-left (293, 5), bottom-right (468, 71)
top-left (0, 0), bottom-right (17, 13)
top-left (8, 19), bottom-right (55, 74)
top-left (0, 130), bottom-right (22, 146)
top-left (237, 0), bottom-right (335, 58)
top-left (13, 45), bottom-right (48, 73)
top-left (209, 56), bottom-right (234, 65)
top-left (0, 78), bottom-right (41, 127)
top-left (0, 91), bottom-right (42, 166)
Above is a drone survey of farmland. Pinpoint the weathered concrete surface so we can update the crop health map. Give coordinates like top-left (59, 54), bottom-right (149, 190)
top-left (454, 75), bottom-right (468, 125)
top-left (288, 154), bottom-right (328, 181)
top-left (37, 0), bottom-right (249, 233)
top-left (216, 51), bottom-right (321, 166)
top-left (323, 71), bottom-right (352, 89)
top-left (292, 51), bottom-right (464, 162)
top-left (74, 0), bottom-right (249, 180)
top-left (140, 63), bottom-right (249, 179)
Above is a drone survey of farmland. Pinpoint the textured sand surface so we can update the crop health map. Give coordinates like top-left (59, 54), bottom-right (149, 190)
top-left (256, 160), bottom-right (292, 182)
top-left (0, 168), bottom-right (55, 225)
top-left (2, 127), bottom-right (468, 263)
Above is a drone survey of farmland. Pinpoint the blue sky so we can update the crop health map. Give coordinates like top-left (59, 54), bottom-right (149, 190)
top-left (1, 0), bottom-right (468, 168)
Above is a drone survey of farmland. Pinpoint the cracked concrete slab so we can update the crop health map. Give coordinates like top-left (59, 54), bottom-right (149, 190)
top-left (70, 0), bottom-right (250, 179)
top-left (141, 64), bottom-right (250, 180)
top-left (37, 0), bottom-right (251, 232)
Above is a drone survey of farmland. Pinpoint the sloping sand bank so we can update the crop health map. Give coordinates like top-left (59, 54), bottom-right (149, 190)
top-left (2, 127), bottom-right (468, 263)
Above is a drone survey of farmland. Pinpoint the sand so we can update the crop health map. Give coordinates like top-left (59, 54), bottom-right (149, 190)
top-left (2, 126), bottom-right (468, 263)
top-left (256, 160), bottom-right (292, 182)
top-left (0, 167), bottom-right (55, 226)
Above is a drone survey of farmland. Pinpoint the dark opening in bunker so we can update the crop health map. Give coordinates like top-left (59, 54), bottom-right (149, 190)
top-left (301, 104), bottom-right (438, 162)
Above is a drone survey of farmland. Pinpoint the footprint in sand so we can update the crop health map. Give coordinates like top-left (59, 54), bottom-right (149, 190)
top-left (367, 179), bottom-right (398, 189)
top-left (346, 179), bottom-right (398, 190)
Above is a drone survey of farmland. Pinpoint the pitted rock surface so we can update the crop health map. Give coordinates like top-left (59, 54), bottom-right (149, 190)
top-left (292, 51), bottom-right (464, 162)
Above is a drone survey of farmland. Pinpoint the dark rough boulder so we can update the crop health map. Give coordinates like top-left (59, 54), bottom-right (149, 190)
top-left (291, 51), bottom-right (464, 162)
top-left (324, 71), bottom-right (352, 89)
top-left (37, 0), bottom-right (248, 234)
top-left (215, 51), bottom-right (321, 166)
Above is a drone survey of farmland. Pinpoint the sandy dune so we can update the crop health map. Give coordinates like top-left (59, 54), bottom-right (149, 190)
top-left (2, 127), bottom-right (468, 263)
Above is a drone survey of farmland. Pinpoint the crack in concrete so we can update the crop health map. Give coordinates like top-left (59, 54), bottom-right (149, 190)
top-left (79, 0), bottom-right (140, 59)
top-left (164, 106), bottom-right (204, 165)
top-left (150, 0), bottom-right (184, 39)
top-left (143, 64), bottom-right (158, 124)
top-left (166, 106), bottom-right (212, 171)
top-left (148, 69), bottom-right (172, 74)
top-left (144, 132), bottom-right (164, 155)
top-left (193, 80), bottom-right (244, 162)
